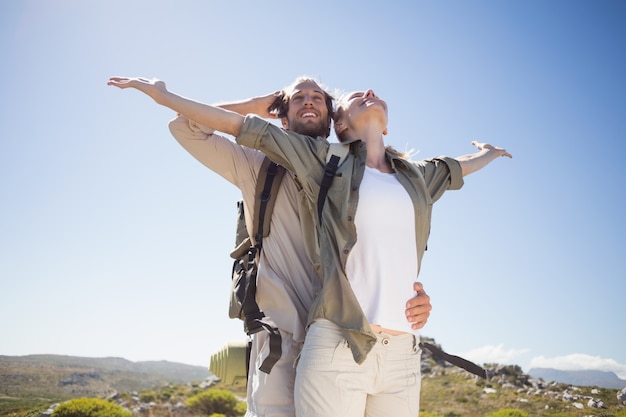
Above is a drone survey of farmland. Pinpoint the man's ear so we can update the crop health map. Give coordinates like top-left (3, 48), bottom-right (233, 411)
top-left (281, 118), bottom-right (289, 129)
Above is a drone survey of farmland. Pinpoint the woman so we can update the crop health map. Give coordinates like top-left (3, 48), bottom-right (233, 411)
top-left (260, 89), bottom-right (511, 416)
top-left (107, 77), bottom-right (511, 417)
top-left (234, 87), bottom-right (512, 417)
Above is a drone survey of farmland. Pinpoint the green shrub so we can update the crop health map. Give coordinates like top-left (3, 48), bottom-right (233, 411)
top-left (139, 390), bottom-right (157, 403)
top-left (486, 409), bottom-right (529, 417)
top-left (158, 388), bottom-right (172, 401)
top-left (419, 412), bottom-right (443, 417)
top-left (234, 401), bottom-right (247, 415)
top-left (186, 389), bottom-right (245, 417)
top-left (52, 398), bottom-right (131, 417)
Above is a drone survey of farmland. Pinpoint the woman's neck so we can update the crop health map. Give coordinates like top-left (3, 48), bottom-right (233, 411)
top-left (365, 138), bottom-right (392, 173)
top-left (349, 122), bottom-right (392, 173)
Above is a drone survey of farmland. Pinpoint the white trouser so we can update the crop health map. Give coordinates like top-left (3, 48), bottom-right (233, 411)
top-left (295, 320), bottom-right (421, 417)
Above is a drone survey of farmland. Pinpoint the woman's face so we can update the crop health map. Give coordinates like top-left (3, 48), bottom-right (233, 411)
top-left (342, 89), bottom-right (388, 127)
top-left (344, 90), bottom-right (388, 132)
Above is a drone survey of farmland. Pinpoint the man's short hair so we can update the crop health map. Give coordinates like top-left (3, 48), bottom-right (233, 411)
top-left (269, 76), bottom-right (335, 122)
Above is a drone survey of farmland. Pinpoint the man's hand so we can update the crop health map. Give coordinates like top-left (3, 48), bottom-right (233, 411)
top-left (255, 91), bottom-right (283, 119)
top-left (107, 76), bottom-right (168, 103)
top-left (405, 281), bottom-right (431, 330)
top-left (108, 76), bottom-right (244, 137)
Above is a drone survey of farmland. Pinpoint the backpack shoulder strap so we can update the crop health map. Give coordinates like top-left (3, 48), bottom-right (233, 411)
top-left (317, 143), bottom-right (350, 222)
top-left (229, 200), bottom-right (251, 259)
top-left (247, 157), bottom-right (285, 374)
top-left (252, 157), bottom-right (286, 245)
top-left (419, 342), bottom-right (487, 379)
top-left (326, 142), bottom-right (351, 166)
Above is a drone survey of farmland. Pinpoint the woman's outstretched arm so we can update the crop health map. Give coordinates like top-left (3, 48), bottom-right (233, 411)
top-left (456, 141), bottom-right (512, 177)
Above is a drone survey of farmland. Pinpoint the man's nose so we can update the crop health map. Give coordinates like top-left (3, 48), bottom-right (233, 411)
top-left (364, 89), bottom-right (376, 98)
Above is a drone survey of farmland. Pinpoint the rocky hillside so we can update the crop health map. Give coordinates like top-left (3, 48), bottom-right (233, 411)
top-left (1, 345), bottom-right (625, 417)
top-left (418, 340), bottom-right (626, 416)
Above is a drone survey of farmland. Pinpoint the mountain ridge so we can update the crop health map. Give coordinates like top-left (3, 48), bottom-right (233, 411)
top-left (0, 354), bottom-right (210, 400)
top-left (529, 367), bottom-right (626, 390)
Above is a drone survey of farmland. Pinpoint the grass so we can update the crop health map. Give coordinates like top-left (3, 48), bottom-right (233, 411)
top-left (420, 368), bottom-right (624, 417)
top-left (0, 397), bottom-right (58, 417)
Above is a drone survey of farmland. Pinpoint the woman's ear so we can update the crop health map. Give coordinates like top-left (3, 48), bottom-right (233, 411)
top-left (335, 119), bottom-right (347, 136)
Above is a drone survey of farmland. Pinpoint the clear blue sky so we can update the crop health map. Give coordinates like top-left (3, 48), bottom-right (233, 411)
top-left (1, 0), bottom-right (625, 379)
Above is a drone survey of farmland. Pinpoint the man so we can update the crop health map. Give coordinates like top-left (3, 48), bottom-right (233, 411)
top-left (109, 76), bottom-right (433, 417)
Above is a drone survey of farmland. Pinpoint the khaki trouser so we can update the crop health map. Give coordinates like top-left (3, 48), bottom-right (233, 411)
top-left (295, 320), bottom-right (421, 417)
top-left (246, 329), bottom-right (301, 417)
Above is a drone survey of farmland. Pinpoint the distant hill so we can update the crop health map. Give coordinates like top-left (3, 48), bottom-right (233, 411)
top-left (529, 367), bottom-right (626, 389)
top-left (2, 351), bottom-right (625, 417)
top-left (0, 354), bottom-right (211, 400)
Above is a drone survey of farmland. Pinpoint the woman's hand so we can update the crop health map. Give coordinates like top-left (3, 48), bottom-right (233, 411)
top-left (471, 141), bottom-right (513, 158)
top-left (406, 281), bottom-right (432, 330)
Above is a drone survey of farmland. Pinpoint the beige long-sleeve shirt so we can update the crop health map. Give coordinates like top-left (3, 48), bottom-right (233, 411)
top-left (169, 116), bottom-right (322, 344)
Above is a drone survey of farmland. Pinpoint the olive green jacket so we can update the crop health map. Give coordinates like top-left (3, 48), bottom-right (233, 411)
top-left (237, 115), bottom-right (464, 363)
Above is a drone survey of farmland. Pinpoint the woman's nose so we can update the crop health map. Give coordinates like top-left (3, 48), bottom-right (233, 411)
top-left (364, 89), bottom-right (376, 98)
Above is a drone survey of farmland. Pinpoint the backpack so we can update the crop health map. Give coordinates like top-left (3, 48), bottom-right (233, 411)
top-left (228, 158), bottom-right (285, 375)
top-left (228, 144), bottom-right (350, 376)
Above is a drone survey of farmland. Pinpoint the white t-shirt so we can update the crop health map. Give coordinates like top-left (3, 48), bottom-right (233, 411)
top-left (345, 166), bottom-right (418, 334)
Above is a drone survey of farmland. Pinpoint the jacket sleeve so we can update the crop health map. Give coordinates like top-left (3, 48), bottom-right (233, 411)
top-left (168, 114), bottom-right (264, 187)
top-left (235, 115), bottom-right (328, 188)
top-left (414, 156), bottom-right (464, 203)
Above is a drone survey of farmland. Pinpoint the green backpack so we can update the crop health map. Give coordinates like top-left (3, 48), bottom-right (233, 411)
top-left (226, 144), bottom-right (350, 376)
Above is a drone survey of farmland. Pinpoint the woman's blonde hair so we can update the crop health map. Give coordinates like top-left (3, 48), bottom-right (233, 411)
top-left (385, 145), bottom-right (415, 159)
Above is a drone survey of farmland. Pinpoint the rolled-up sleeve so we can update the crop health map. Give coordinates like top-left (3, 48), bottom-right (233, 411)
top-left (236, 115), bottom-right (328, 184)
top-left (236, 114), bottom-right (270, 151)
top-left (416, 156), bottom-right (464, 204)
top-left (437, 156), bottom-right (464, 191)
top-left (168, 114), bottom-right (263, 187)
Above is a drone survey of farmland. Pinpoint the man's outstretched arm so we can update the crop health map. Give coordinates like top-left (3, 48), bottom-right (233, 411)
top-left (108, 76), bottom-right (244, 136)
